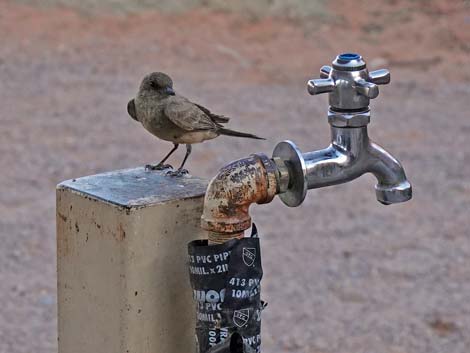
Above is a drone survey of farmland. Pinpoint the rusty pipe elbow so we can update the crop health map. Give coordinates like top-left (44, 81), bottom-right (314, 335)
top-left (201, 153), bottom-right (278, 244)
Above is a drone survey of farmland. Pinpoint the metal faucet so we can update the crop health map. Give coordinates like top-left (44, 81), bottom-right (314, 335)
top-left (272, 53), bottom-right (412, 206)
top-left (199, 54), bottom-right (414, 353)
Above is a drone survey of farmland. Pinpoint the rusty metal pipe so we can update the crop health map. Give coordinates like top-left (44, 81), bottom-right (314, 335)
top-left (201, 153), bottom-right (279, 244)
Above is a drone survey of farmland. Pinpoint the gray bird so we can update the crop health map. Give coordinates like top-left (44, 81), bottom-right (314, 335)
top-left (127, 72), bottom-right (264, 176)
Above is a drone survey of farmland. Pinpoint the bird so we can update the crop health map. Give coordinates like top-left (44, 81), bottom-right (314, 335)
top-left (127, 72), bottom-right (264, 176)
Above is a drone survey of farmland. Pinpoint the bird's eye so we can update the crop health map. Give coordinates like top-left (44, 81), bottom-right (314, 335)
top-left (150, 81), bottom-right (158, 88)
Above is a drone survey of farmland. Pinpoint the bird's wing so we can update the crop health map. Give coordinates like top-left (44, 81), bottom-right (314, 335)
top-left (127, 99), bottom-right (138, 121)
top-left (193, 103), bottom-right (230, 124)
top-left (164, 96), bottom-right (220, 131)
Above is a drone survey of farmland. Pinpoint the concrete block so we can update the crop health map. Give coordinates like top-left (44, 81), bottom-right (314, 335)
top-left (56, 168), bottom-right (207, 353)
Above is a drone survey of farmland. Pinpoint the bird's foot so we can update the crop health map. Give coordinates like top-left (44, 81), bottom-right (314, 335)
top-left (145, 163), bottom-right (173, 171)
top-left (166, 168), bottom-right (189, 177)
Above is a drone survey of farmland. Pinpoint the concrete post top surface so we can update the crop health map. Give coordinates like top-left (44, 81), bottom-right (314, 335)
top-left (57, 167), bottom-right (208, 208)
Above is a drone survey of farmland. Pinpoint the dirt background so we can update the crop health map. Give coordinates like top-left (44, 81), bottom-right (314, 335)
top-left (1, 0), bottom-right (469, 352)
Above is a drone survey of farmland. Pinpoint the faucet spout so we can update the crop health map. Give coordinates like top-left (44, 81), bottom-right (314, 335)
top-left (367, 142), bottom-right (412, 205)
top-left (272, 126), bottom-right (412, 206)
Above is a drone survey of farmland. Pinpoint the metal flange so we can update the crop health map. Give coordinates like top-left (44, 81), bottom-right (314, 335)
top-left (272, 140), bottom-right (307, 207)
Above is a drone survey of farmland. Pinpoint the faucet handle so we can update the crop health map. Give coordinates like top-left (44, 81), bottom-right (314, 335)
top-left (309, 54), bottom-right (391, 110)
top-left (319, 65), bottom-right (332, 78)
top-left (354, 78), bottom-right (379, 99)
top-left (352, 69), bottom-right (390, 99)
top-left (307, 78), bottom-right (335, 95)
top-left (369, 69), bottom-right (390, 85)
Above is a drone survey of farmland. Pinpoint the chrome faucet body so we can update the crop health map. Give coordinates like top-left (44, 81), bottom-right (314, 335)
top-left (272, 53), bottom-right (412, 206)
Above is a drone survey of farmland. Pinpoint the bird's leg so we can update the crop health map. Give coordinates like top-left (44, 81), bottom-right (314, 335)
top-left (168, 144), bottom-right (192, 176)
top-left (146, 143), bottom-right (179, 170)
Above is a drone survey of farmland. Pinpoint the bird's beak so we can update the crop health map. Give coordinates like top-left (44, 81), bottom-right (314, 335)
top-left (166, 87), bottom-right (175, 96)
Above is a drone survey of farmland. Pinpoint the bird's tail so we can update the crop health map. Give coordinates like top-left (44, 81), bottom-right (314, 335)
top-left (218, 128), bottom-right (265, 140)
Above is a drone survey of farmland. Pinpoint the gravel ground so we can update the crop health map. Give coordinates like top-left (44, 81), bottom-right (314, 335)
top-left (1, 1), bottom-right (469, 352)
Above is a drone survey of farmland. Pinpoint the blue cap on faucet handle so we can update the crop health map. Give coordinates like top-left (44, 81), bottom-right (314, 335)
top-left (333, 53), bottom-right (366, 71)
top-left (337, 53), bottom-right (361, 62)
